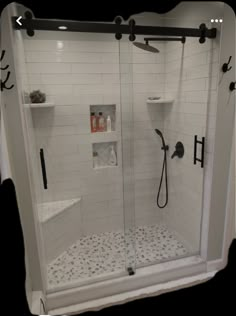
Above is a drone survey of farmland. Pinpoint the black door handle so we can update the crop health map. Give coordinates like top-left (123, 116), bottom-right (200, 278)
top-left (194, 135), bottom-right (205, 168)
top-left (40, 148), bottom-right (48, 189)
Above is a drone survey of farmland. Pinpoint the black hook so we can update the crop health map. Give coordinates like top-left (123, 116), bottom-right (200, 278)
top-left (0, 50), bottom-right (9, 70)
top-left (0, 64), bottom-right (9, 71)
top-left (0, 50), bottom-right (5, 61)
top-left (0, 71), bottom-right (14, 91)
top-left (229, 81), bottom-right (236, 91)
top-left (222, 56), bottom-right (232, 73)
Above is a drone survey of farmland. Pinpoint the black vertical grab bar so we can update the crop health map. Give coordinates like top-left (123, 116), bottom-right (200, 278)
top-left (40, 148), bottom-right (48, 189)
top-left (194, 135), bottom-right (205, 168)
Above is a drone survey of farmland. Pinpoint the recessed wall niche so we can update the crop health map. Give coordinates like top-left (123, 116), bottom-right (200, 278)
top-left (90, 104), bottom-right (116, 132)
top-left (92, 141), bottom-right (118, 169)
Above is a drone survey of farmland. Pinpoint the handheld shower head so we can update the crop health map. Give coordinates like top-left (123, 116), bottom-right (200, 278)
top-left (155, 129), bottom-right (168, 151)
top-left (155, 129), bottom-right (163, 137)
top-left (154, 129), bottom-right (169, 208)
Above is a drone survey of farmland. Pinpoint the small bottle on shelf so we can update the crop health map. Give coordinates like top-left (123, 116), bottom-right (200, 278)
top-left (106, 115), bottom-right (112, 132)
top-left (108, 145), bottom-right (117, 166)
top-left (97, 112), bottom-right (106, 132)
top-left (93, 151), bottom-right (99, 168)
top-left (90, 112), bottom-right (97, 133)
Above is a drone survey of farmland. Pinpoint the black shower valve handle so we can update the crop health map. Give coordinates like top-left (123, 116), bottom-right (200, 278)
top-left (171, 151), bottom-right (178, 159)
top-left (222, 56), bottom-right (232, 73)
top-left (171, 141), bottom-right (184, 159)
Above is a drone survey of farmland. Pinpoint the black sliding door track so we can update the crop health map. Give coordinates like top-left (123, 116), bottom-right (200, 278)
top-left (12, 16), bottom-right (217, 41)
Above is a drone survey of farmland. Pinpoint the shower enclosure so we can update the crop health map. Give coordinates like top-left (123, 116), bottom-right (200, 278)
top-left (1, 2), bottom-right (235, 314)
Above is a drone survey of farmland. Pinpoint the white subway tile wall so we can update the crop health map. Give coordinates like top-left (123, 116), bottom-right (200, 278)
top-left (163, 31), bottom-right (220, 252)
top-left (24, 35), bottom-right (125, 236)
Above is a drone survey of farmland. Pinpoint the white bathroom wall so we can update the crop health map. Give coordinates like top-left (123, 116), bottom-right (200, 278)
top-left (23, 31), bottom-right (125, 235)
top-left (129, 13), bottom-right (166, 227)
top-left (162, 5), bottom-right (223, 252)
top-left (132, 39), bottom-right (165, 227)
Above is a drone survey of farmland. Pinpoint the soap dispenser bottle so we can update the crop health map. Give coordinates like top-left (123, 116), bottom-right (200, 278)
top-left (106, 115), bottom-right (112, 132)
top-left (108, 145), bottom-right (117, 166)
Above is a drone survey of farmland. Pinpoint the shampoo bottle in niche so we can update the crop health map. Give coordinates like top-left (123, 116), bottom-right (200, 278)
top-left (98, 112), bottom-right (105, 132)
top-left (90, 112), bottom-right (97, 133)
top-left (106, 115), bottom-right (112, 132)
top-left (108, 145), bottom-right (117, 166)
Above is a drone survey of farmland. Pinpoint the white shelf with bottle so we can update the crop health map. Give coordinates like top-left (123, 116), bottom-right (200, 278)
top-left (24, 102), bottom-right (55, 108)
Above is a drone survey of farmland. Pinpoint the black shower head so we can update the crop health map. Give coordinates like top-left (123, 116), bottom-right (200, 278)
top-left (155, 129), bottom-right (168, 150)
top-left (133, 41), bottom-right (160, 53)
top-left (155, 129), bottom-right (163, 137)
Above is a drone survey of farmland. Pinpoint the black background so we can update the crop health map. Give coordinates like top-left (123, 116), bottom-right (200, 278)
top-left (0, 0), bottom-right (236, 20)
top-left (0, 1), bottom-right (235, 315)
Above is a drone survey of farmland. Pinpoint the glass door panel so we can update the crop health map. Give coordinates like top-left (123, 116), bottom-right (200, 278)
top-left (122, 14), bottom-right (221, 267)
top-left (21, 29), bottom-right (129, 289)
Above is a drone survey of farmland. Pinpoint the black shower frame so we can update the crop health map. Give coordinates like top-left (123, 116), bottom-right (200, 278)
top-left (12, 14), bottom-right (217, 42)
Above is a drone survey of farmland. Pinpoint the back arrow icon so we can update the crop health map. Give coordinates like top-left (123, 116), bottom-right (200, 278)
top-left (16, 16), bottom-right (22, 26)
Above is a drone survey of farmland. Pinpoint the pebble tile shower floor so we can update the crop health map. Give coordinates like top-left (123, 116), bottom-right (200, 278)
top-left (47, 224), bottom-right (188, 288)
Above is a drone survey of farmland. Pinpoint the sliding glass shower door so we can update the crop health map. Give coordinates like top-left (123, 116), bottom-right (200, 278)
top-left (19, 29), bottom-right (137, 289)
top-left (119, 17), bottom-right (220, 267)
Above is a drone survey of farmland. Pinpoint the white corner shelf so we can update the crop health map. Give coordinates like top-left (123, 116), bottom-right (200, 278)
top-left (146, 98), bottom-right (174, 104)
top-left (24, 102), bottom-right (55, 108)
